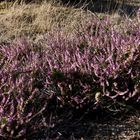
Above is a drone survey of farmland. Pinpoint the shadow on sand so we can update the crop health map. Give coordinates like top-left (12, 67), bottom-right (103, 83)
top-left (62, 0), bottom-right (140, 17)
top-left (87, 0), bottom-right (139, 17)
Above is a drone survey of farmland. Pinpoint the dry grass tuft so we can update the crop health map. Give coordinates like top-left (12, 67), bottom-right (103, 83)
top-left (1, 0), bottom-right (139, 43)
top-left (0, 1), bottom-right (93, 42)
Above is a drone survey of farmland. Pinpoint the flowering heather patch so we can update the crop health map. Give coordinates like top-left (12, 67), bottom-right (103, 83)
top-left (0, 12), bottom-right (140, 139)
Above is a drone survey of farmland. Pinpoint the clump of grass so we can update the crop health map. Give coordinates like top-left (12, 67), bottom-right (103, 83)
top-left (2, 0), bottom-right (138, 43)
top-left (0, 1), bottom-right (92, 42)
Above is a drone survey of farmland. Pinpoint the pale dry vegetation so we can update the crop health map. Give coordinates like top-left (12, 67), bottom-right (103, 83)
top-left (0, 0), bottom-right (134, 43)
top-left (0, 1), bottom-right (93, 42)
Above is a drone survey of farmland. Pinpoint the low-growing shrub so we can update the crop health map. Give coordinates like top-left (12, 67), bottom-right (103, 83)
top-left (0, 11), bottom-right (140, 138)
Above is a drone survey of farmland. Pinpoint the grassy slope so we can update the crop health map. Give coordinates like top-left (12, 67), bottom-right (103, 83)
top-left (0, 0), bottom-right (132, 43)
top-left (0, 1), bottom-right (93, 42)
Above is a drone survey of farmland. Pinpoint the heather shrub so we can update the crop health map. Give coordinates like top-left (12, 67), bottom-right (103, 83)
top-left (0, 11), bottom-right (140, 138)
top-left (44, 15), bottom-right (140, 103)
top-left (0, 40), bottom-right (58, 139)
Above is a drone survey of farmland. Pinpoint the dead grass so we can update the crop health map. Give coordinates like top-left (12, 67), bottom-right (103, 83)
top-left (0, 1), bottom-right (94, 42)
top-left (0, 0), bottom-right (130, 43)
top-left (0, 0), bottom-right (139, 42)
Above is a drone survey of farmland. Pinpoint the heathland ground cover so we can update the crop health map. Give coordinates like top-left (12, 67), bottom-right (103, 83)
top-left (0, 0), bottom-right (140, 139)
